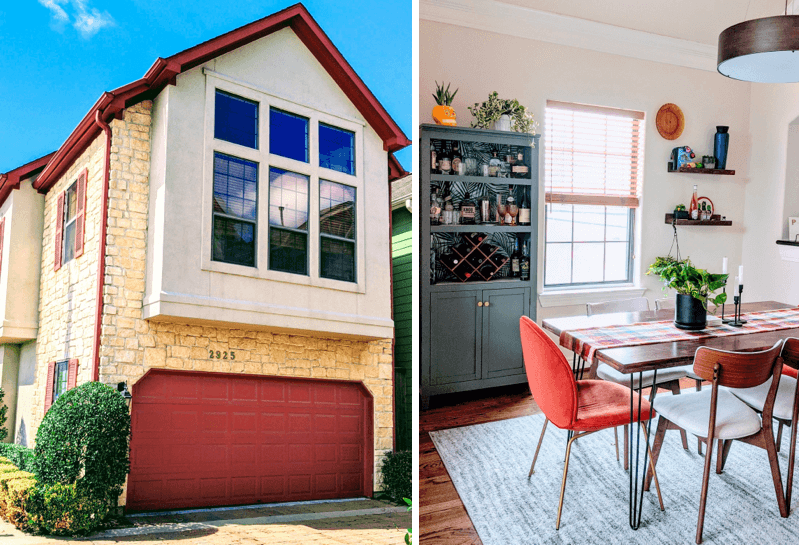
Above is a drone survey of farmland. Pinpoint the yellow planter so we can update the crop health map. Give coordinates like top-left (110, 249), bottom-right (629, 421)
top-left (432, 105), bottom-right (457, 126)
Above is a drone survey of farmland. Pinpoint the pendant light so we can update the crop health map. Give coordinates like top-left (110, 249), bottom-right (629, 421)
top-left (717, 1), bottom-right (799, 83)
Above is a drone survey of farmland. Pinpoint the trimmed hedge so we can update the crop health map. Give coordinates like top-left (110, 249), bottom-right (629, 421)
top-left (0, 444), bottom-right (35, 472)
top-left (380, 450), bottom-right (411, 503)
top-left (0, 456), bottom-right (35, 530)
top-left (25, 482), bottom-right (108, 536)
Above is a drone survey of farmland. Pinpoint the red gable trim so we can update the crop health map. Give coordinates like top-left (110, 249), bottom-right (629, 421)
top-left (388, 153), bottom-right (409, 183)
top-left (34, 3), bottom-right (409, 194)
top-left (0, 152), bottom-right (56, 206)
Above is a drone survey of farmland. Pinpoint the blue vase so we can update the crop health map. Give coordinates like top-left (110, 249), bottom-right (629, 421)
top-left (714, 126), bottom-right (729, 169)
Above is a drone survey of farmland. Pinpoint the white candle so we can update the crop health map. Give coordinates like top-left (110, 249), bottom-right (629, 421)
top-left (722, 257), bottom-right (728, 274)
top-left (738, 265), bottom-right (744, 286)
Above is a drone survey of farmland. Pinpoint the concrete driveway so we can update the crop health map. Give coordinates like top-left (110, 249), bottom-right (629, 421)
top-left (0, 498), bottom-right (410, 544)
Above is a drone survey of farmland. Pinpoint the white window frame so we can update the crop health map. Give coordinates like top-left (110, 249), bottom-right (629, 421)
top-left (62, 181), bottom-right (78, 265)
top-left (200, 70), bottom-right (367, 294)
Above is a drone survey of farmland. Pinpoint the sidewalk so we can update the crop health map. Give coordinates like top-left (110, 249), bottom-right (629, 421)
top-left (0, 498), bottom-right (410, 544)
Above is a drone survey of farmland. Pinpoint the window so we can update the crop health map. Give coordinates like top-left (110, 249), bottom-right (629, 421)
top-left (544, 100), bottom-right (643, 287)
top-left (269, 168), bottom-right (309, 275)
top-left (270, 108), bottom-right (309, 163)
top-left (214, 90), bottom-right (258, 149)
top-left (319, 123), bottom-right (355, 175)
top-left (320, 180), bottom-right (356, 282)
top-left (52, 360), bottom-right (69, 404)
top-left (62, 183), bottom-right (78, 264)
top-left (212, 153), bottom-right (258, 267)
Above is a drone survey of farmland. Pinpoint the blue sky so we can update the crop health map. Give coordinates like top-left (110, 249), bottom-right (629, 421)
top-left (0, 0), bottom-right (410, 172)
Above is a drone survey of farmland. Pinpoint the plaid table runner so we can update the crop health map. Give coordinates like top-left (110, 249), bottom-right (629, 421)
top-left (559, 307), bottom-right (799, 364)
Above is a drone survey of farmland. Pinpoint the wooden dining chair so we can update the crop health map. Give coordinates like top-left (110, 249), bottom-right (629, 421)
top-left (654, 298), bottom-right (675, 311)
top-left (644, 340), bottom-right (787, 544)
top-left (520, 316), bottom-right (664, 529)
top-left (728, 337), bottom-right (798, 507)
top-left (586, 297), bottom-right (693, 467)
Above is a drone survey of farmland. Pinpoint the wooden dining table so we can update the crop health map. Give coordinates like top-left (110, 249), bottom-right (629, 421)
top-left (541, 300), bottom-right (799, 530)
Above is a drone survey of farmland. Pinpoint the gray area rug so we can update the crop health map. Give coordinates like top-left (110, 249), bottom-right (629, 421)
top-left (430, 413), bottom-right (800, 544)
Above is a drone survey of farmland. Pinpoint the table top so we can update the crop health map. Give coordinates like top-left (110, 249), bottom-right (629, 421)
top-left (542, 301), bottom-right (798, 373)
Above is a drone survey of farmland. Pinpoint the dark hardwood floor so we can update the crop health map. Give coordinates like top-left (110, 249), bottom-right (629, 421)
top-left (419, 378), bottom-right (704, 543)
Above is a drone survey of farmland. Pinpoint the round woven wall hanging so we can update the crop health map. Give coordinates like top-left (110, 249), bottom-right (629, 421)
top-left (656, 103), bottom-right (685, 140)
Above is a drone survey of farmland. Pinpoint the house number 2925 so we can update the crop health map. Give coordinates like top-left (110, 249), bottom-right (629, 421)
top-left (208, 350), bottom-right (235, 360)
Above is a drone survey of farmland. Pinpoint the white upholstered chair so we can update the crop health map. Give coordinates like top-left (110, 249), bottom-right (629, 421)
top-left (654, 297), bottom-right (675, 311)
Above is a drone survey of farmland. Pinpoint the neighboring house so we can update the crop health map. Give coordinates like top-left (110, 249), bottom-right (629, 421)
top-left (390, 172), bottom-right (412, 451)
top-left (0, 3), bottom-right (409, 512)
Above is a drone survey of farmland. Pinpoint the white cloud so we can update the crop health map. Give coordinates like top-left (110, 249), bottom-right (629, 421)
top-left (38, 0), bottom-right (115, 38)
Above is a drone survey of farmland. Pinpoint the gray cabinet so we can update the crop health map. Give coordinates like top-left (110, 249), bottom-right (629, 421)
top-left (420, 124), bottom-right (540, 406)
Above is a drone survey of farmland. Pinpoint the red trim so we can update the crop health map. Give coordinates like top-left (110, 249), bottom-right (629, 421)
top-left (54, 192), bottom-right (64, 272)
top-left (67, 359), bottom-right (79, 389)
top-left (44, 361), bottom-right (56, 411)
top-left (388, 153), bottom-right (408, 182)
top-left (33, 3), bottom-right (409, 195)
top-left (92, 112), bottom-right (112, 383)
top-left (0, 152), bottom-right (56, 207)
top-left (74, 169), bottom-right (87, 258)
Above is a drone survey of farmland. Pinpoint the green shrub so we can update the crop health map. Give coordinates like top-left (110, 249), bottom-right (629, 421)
top-left (0, 444), bottom-right (35, 472)
top-left (0, 458), bottom-right (35, 530)
top-left (25, 482), bottom-right (107, 536)
top-left (380, 450), bottom-right (411, 503)
top-left (0, 387), bottom-right (8, 441)
top-left (34, 382), bottom-right (130, 507)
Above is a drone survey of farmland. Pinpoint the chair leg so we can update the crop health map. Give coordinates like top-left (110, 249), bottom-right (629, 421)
top-left (614, 427), bottom-right (620, 461)
top-left (776, 421), bottom-right (783, 453)
top-left (623, 424), bottom-right (629, 471)
top-left (556, 432), bottom-right (578, 530)
top-left (640, 422), bottom-right (665, 511)
top-left (529, 418), bottom-right (549, 477)
top-left (787, 391), bottom-right (799, 509)
top-left (645, 416), bottom-right (668, 492)
top-left (716, 440), bottom-right (732, 474)
top-left (695, 379), bottom-right (704, 455)
top-left (762, 424), bottom-right (789, 518)
top-left (669, 380), bottom-right (690, 450)
top-left (696, 431), bottom-right (716, 544)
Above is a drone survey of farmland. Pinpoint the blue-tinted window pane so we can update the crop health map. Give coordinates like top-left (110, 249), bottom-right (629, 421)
top-left (319, 123), bottom-right (355, 175)
top-left (213, 153), bottom-right (258, 221)
top-left (321, 238), bottom-right (355, 282)
top-left (215, 90), bottom-right (258, 149)
top-left (320, 180), bottom-right (355, 239)
top-left (53, 361), bottom-right (68, 403)
top-left (270, 229), bottom-right (307, 275)
top-left (270, 108), bottom-right (309, 163)
top-left (269, 168), bottom-right (308, 230)
top-left (213, 216), bottom-right (255, 267)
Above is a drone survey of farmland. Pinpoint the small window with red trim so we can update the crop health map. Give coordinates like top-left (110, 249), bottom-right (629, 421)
top-left (62, 182), bottom-right (78, 264)
top-left (52, 360), bottom-right (69, 404)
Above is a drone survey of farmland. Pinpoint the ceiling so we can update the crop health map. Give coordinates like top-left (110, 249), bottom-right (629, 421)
top-left (498, 0), bottom-right (793, 45)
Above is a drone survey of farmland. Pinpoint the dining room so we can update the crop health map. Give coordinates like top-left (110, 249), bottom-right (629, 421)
top-left (418, 0), bottom-right (799, 543)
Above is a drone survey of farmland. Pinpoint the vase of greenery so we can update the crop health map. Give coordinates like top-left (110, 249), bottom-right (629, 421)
top-left (467, 92), bottom-right (538, 135)
top-left (432, 81), bottom-right (458, 126)
top-left (647, 256), bottom-right (728, 330)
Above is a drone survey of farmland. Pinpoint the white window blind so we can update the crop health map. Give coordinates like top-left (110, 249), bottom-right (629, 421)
top-left (545, 100), bottom-right (644, 208)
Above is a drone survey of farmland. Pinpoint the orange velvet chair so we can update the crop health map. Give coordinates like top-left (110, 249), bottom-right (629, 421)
top-left (520, 316), bottom-right (664, 529)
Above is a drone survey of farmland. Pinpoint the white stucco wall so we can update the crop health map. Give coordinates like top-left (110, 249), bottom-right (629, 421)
top-left (145, 27), bottom-right (392, 340)
top-left (0, 177), bottom-right (44, 342)
top-left (13, 340), bottom-right (36, 446)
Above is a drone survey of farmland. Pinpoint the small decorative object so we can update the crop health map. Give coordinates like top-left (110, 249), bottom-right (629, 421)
top-left (494, 115), bottom-right (512, 131)
top-left (465, 157), bottom-right (478, 176)
top-left (488, 150), bottom-right (502, 177)
top-left (789, 217), bottom-right (799, 241)
top-left (728, 268), bottom-right (748, 327)
top-left (698, 196), bottom-right (714, 218)
top-left (432, 81), bottom-right (458, 126)
top-left (702, 155), bottom-right (715, 168)
top-left (647, 256), bottom-right (728, 330)
top-left (656, 103), bottom-right (685, 140)
top-left (714, 126), bottom-right (730, 169)
top-left (670, 145), bottom-right (695, 170)
top-left (496, 194), bottom-right (506, 225)
top-left (468, 92), bottom-right (539, 135)
top-left (674, 204), bottom-right (689, 219)
top-left (480, 198), bottom-right (492, 224)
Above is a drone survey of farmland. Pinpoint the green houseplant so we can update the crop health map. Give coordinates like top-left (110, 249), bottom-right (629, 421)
top-left (467, 92), bottom-right (538, 134)
top-left (647, 256), bottom-right (728, 330)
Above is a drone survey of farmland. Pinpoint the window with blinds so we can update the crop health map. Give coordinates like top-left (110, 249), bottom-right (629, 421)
top-left (544, 100), bottom-right (644, 287)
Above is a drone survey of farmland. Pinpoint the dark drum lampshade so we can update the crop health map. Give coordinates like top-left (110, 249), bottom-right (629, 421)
top-left (718, 15), bottom-right (799, 83)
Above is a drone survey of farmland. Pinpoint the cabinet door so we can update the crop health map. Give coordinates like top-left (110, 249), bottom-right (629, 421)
top-left (430, 290), bottom-right (482, 385)
top-left (481, 287), bottom-right (530, 379)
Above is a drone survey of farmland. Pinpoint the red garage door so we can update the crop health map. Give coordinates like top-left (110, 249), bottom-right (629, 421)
top-left (126, 369), bottom-right (373, 512)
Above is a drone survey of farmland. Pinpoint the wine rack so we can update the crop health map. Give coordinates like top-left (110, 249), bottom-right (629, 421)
top-left (438, 234), bottom-right (509, 282)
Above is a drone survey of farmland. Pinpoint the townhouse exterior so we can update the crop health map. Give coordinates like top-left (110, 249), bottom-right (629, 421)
top-left (0, 3), bottom-right (410, 511)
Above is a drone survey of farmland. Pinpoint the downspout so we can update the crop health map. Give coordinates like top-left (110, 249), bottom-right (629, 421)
top-left (389, 179), bottom-right (396, 453)
top-left (91, 109), bottom-right (112, 382)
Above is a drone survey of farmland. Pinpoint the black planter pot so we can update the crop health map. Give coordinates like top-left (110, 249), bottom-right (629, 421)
top-left (674, 294), bottom-right (707, 330)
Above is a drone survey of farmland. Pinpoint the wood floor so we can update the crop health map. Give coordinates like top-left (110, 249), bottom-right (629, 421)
top-left (419, 378), bottom-right (704, 543)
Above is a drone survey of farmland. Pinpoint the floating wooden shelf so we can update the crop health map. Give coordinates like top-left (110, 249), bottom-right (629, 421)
top-left (665, 213), bottom-right (732, 226)
top-left (667, 165), bottom-right (735, 175)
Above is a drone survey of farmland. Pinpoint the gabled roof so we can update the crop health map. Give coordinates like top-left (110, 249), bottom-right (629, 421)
top-left (34, 3), bottom-right (410, 194)
top-left (0, 152), bottom-right (56, 206)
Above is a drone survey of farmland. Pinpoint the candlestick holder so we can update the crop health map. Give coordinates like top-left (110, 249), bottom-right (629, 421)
top-left (721, 284), bottom-right (732, 324)
top-left (728, 285), bottom-right (748, 327)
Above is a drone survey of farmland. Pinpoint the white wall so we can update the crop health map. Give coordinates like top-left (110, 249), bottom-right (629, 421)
top-left (420, 20), bottom-right (752, 320)
top-left (741, 84), bottom-right (800, 305)
top-left (146, 27), bottom-right (393, 339)
top-left (13, 340), bottom-right (36, 446)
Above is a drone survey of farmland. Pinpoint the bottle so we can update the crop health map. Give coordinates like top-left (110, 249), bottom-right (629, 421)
top-left (690, 185), bottom-right (699, 220)
top-left (488, 151), bottom-right (502, 177)
top-left (510, 238), bottom-right (521, 277)
top-left (460, 191), bottom-right (476, 224)
top-left (518, 190), bottom-right (531, 226)
top-left (443, 185), bottom-right (454, 224)
top-left (431, 149), bottom-right (438, 174)
top-left (520, 239), bottom-right (530, 281)
top-left (500, 151), bottom-right (511, 178)
top-left (512, 150), bottom-right (529, 178)
top-left (453, 260), bottom-right (473, 282)
top-left (467, 252), bottom-right (485, 269)
top-left (453, 201), bottom-right (461, 224)
top-left (464, 232), bottom-right (485, 246)
top-left (505, 194), bottom-right (517, 225)
top-left (453, 241), bottom-right (472, 258)
top-left (430, 188), bottom-right (441, 225)
top-left (440, 250), bottom-right (460, 268)
top-left (478, 261), bottom-right (497, 281)
top-left (439, 143), bottom-right (452, 175)
top-left (451, 142), bottom-right (462, 175)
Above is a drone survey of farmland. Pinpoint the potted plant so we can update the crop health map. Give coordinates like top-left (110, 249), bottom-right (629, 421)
top-left (432, 81), bottom-right (458, 126)
top-left (467, 92), bottom-right (538, 134)
top-left (674, 204), bottom-right (688, 219)
top-left (647, 256), bottom-right (728, 330)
